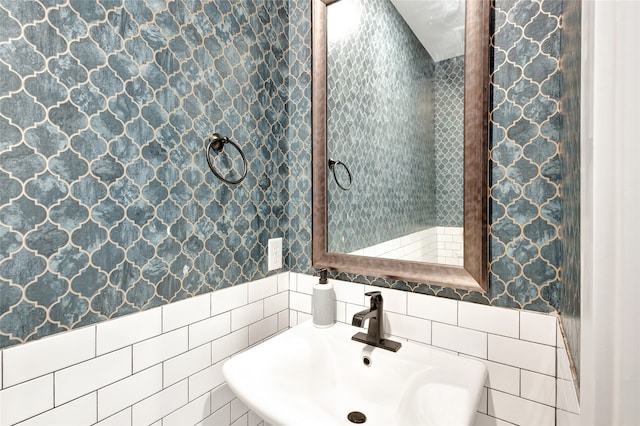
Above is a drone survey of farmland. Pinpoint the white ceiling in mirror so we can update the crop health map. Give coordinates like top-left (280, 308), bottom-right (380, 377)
top-left (327, 0), bottom-right (363, 44)
top-left (390, 0), bottom-right (465, 62)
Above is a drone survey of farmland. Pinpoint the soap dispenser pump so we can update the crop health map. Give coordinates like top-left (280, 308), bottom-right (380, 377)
top-left (312, 269), bottom-right (335, 328)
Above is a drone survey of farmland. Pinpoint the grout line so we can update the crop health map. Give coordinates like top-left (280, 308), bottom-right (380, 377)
top-left (96, 389), bottom-right (99, 425)
top-left (186, 369), bottom-right (190, 406)
top-left (186, 318), bottom-right (190, 351)
top-left (161, 353), bottom-right (165, 390)
top-left (519, 367), bottom-right (523, 398)
top-left (486, 331), bottom-right (489, 364)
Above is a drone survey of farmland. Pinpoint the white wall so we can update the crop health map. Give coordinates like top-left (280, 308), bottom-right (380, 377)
top-left (579, 0), bottom-right (640, 424)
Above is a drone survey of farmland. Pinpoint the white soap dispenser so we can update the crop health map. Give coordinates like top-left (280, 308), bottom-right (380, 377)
top-left (312, 269), bottom-right (335, 328)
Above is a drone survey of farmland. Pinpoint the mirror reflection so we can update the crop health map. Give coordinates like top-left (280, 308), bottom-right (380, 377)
top-left (326, 0), bottom-right (466, 266)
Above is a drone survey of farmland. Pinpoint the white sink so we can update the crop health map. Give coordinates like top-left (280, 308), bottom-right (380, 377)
top-left (223, 321), bottom-right (487, 426)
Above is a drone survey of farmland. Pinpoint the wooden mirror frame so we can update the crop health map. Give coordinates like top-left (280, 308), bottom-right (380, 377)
top-left (312, 0), bottom-right (490, 291)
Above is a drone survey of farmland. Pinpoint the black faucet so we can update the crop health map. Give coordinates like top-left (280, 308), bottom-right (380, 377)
top-left (352, 291), bottom-right (402, 352)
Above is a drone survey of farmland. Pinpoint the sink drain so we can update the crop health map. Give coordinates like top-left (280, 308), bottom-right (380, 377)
top-left (347, 411), bottom-right (367, 424)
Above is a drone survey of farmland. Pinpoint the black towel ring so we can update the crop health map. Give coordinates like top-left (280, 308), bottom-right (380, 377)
top-left (328, 158), bottom-right (352, 191)
top-left (205, 133), bottom-right (248, 185)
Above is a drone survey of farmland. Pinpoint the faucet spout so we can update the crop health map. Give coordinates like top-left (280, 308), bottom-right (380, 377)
top-left (352, 308), bottom-right (376, 327)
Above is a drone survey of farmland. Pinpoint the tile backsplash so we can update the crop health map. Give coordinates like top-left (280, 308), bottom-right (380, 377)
top-left (0, 273), bottom-right (289, 426)
top-left (289, 272), bottom-right (577, 426)
top-left (0, 272), bottom-right (579, 426)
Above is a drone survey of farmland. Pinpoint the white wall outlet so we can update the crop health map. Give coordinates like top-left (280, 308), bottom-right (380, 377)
top-left (268, 237), bottom-right (283, 271)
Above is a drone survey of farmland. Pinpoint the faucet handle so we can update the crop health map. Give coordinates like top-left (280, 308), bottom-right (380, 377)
top-left (365, 291), bottom-right (382, 308)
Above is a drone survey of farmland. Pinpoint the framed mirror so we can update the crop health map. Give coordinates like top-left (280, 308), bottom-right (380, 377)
top-left (312, 0), bottom-right (489, 291)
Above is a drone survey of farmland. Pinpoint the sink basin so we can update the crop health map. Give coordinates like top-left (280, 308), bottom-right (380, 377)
top-left (223, 320), bottom-right (487, 425)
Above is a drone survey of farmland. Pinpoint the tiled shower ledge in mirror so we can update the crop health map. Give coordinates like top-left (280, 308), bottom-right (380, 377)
top-left (347, 226), bottom-right (463, 266)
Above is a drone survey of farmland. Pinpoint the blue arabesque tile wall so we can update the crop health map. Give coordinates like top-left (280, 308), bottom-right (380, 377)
top-left (285, 0), bottom-right (312, 274)
top-left (1, 0), bottom-right (574, 350)
top-left (0, 0), bottom-right (290, 349)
